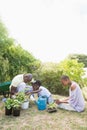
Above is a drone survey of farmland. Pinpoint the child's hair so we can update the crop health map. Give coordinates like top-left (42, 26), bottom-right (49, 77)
top-left (61, 75), bottom-right (70, 80)
top-left (34, 80), bottom-right (41, 86)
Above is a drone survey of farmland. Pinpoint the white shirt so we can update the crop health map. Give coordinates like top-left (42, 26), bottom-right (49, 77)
top-left (17, 83), bottom-right (33, 93)
top-left (38, 86), bottom-right (51, 97)
top-left (10, 74), bottom-right (24, 89)
top-left (69, 81), bottom-right (85, 112)
top-left (17, 82), bottom-right (26, 92)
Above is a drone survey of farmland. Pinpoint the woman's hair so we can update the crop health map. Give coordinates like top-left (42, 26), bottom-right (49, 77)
top-left (34, 80), bottom-right (42, 86)
top-left (61, 75), bottom-right (70, 80)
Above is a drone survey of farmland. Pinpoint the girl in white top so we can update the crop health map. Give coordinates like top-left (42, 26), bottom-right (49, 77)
top-left (26, 80), bottom-right (54, 104)
top-left (55, 75), bottom-right (85, 112)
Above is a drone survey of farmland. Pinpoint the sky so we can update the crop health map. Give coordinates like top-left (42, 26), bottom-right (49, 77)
top-left (0, 0), bottom-right (87, 63)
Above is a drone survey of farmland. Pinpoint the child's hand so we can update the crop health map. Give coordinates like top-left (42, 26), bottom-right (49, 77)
top-left (12, 95), bottom-right (16, 99)
top-left (25, 92), bottom-right (31, 95)
top-left (15, 93), bottom-right (18, 96)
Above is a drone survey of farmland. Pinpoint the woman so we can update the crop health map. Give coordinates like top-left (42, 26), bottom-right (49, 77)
top-left (55, 75), bottom-right (85, 112)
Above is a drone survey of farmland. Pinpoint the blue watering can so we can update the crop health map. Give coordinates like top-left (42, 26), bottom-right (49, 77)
top-left (35, 96), bottom-right (47, 110)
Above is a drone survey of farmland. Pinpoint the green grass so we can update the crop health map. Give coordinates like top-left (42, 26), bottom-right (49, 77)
top-left (0, 95), bottom-right (87, 130)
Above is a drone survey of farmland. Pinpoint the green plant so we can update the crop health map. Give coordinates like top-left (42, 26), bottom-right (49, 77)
top-left (47, 103), bottom-right (57, 109)
top-left (16, 92), bottom-right (29, 103)
top-left (82, 87), bottom-right (87, 101)
top-left (47, 102), bottom-right (57, 113)
top-left (16, 92), bottom-right (26, 103)
top-left (5, 98), bottom-right (13, 109)
top-left (12, 99), bottom-right (21, 109)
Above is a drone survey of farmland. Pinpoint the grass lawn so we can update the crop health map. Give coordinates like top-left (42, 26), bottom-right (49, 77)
top-left (0, 95), bottom-right (87, 130)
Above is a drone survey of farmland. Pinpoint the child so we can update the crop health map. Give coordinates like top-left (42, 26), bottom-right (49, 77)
top-left (26, 80), bottom-right (54, 104)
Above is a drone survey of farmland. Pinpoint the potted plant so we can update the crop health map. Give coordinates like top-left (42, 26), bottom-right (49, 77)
top-left (16, 92), bottom-right (29, 110)
top-left (4, 98), bottom-right (13, 115)
top-left (16, 92), bottom-right (25, 103)
top-left (47, 102), bottom-right (57, 113)
top-left (21, 95), bottom-right (29, 109)
top-left (12, 99), bottom-right (21, 116)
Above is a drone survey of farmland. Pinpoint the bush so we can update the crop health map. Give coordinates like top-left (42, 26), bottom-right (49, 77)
top-left (82, 87), bottom-right (87, 101)
top-left (33, 60), bottom-right (85, 96)
top-left (33, 64), bottom-right (68, 95)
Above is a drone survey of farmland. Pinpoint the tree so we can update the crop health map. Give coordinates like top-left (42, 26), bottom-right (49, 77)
top-left (0, 56), bottom-right (10, 82)
top-left (58, 59), bottom-right (85, 87)
top-left (0, 19), bottom-right (41, 82)
top-left (68, 54), bottom-right (87, 67)
top-left (6, 44), bottom-right (41, 78)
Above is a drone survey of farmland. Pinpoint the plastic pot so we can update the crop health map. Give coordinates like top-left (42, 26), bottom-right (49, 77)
top-left (5, 107), bottom-right (12, 115)
top-left (21, 101), bottom-right (29, 109)
top-left (13, 108), bottom-right (20, 116)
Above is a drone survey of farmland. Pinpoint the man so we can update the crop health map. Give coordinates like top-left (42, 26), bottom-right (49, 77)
top-left (9, 73), bottom-right (33, 97)
top-left (55, 75), bottom-right (85, 112)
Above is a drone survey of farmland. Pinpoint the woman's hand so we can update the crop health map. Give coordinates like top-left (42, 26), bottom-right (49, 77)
top-left (55, 99), bottom-right (61, 104)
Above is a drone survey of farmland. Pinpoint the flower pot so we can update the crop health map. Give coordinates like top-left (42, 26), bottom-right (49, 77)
top-left (21, 101), bottom-right (29, 109)
top-left (13, 108), bottom-right (20, 116)
top-left (5, 107), bottom-right (12, 115)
